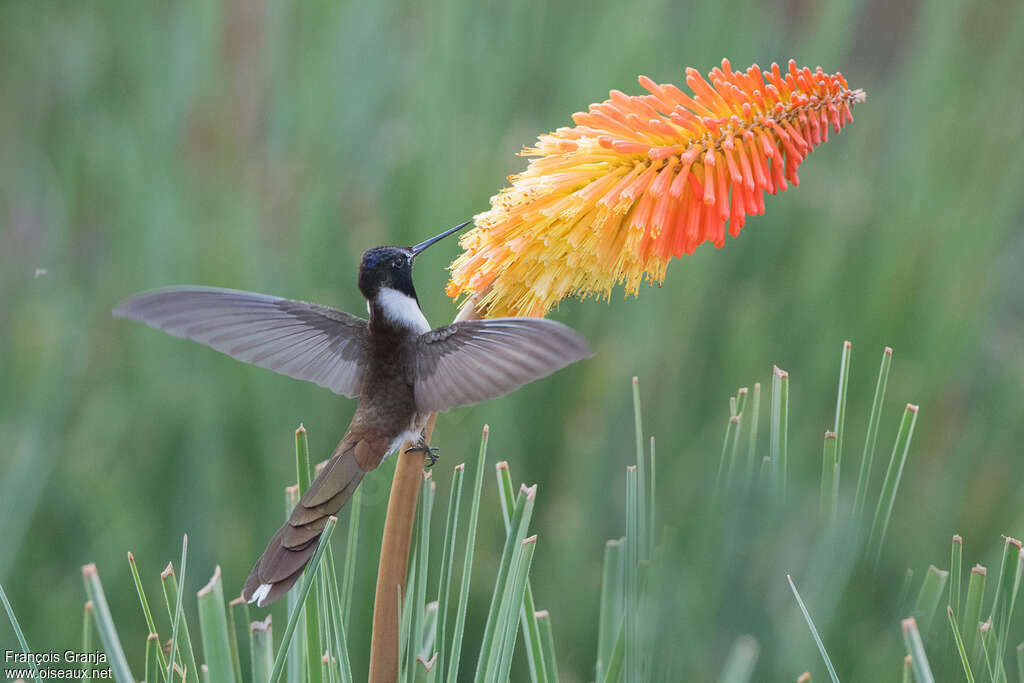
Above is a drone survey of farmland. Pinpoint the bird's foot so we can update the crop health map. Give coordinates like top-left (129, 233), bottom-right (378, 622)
top-left (405, 442), bottom-right (440, 469)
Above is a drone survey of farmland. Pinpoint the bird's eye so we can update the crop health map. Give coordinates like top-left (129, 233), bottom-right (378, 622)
top-left (391, 259), bottom-right (402, 269)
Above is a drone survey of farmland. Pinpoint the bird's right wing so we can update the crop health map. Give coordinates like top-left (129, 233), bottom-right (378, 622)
top-left (114, 286), bottom-right (368, 397)
top-left (413, 318), bottom-right (593, 413)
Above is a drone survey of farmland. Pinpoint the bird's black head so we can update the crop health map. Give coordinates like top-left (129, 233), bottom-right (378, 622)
top-left (358, 246), bottom-right (416, 300)
top-left (357, 220), bottom-right (471, 301)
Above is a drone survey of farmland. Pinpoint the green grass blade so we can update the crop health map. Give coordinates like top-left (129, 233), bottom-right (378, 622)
top-left (596, 538), bottom-right (625, 682)
top-left (322, 539), bottom-right (354, 683)
top-left (295, 425), bottom-right (323, 683)
top-left (902, 655), bottom-right (911, 683)
top-left (902, 618), bottom-right (935, 683)
top-left (535, 610), bottom-right (559, 683)
top-left (128, 552), bottom-right (170, 677)
top-left (473, 481), bottom-right (535, 683)
top-left (284, 485), bottom-right (307, 683)
top-left (230, 595), bottom-right (253, 683)
top-left (146, 632), bottom-right (161, 683)
top-left (649, 435), bottom-right (657, 554)
top-left (495, 460), bottom-right (546, 683)
top-left (832, 342), bottom-right (852, 475)
top-left (820, 432), bottom-right (837, 519)
top-left (409, 474), bottom-right (435, 678)
top-left (625, 466), bottom-right (640, 683)
top-left (950, 535), bottom-right (963, 620)
top-left (161, 536), bottom-right (199, 683)
top-left (963, 565), bottom-right (987, 664)
top-left (435, 463), bottom-right (465, 682)
top-left (340, 485), bottom-right (362, 629)
top-left (268, 516), bottom-right (339, 683)
top-left (82, 601), bottom-right (93, 661)
top-left (868, 404), bottom-right (919, 569)
top-left (602, 622), bottom-right (625, 683)
top-left (1016, 642), bottom-right (1023, 683)
top-left (197, 566), bottom-right (237, 683)
top-left (493, 536), bottom-right (538, 683)
top-left (947, 606), bottom-right (975, 683)
top-left (81, 563), bottom-right (135, 683)
top-left (718, 635), bottom-right (759, 683)
top-left (251, 616), bottom-right (274, 683)
top-left (787, 575), bottom-right (839, 683)
top-left (770, 367), bottom-right (790, 501)
top-left (854, 347), bottom-right (893, 524)
top-left (715, 413), bottom-right (739, 497)
top-left (979, 620), bottom-right (996, 682)
top-left (745, 382), bottom-right (762, 482)
top-left (912, 565), bottom-right (949, 636)
top-left (632, 377), bottom-right (648, 561)
top-left (989, 536), bottom-right (1022, 682)
top-left (0, 580), bottom-right (42, 683)
top-left (446, 425), bottom-right (489, 683)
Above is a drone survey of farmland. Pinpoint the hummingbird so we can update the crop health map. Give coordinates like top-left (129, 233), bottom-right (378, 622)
top-left (113, 220), bottom-right (592, 606)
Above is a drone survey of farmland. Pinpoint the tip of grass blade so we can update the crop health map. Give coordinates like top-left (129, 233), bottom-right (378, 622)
top-left (754, 381), bottom-right (761, 390)
top-left (535, 610), bottom-right (549, 618)
top-left (250, 615), bottom-right (272, 632)
top-left (797, 674), bottom-right (811, 683)
top-left (229, 595), bottom-right (245, 607)
top-left (482, 424), bottom-right (489, 436)
top-left (901, 617), bottom-right (917, 634)
top-left (85, 600), bottom-right (93, 613)
top-left (417, 653), bottom-right (439, 672)
top-left (197, 566), bottom-right (221, 598)
top-left (738, 387), bottom-right (748, 397)
top-left (82, 563), bottom-right (98, 578)
top-left (825, 431), bottom-right (837, 440)
top-left (523, 535), bottom-right (538, 545)
top-left (729, 415), bottom-right (740, 424)
top-left (455, 463), bottom-right (465, 471)
top-left (497, 461), bottom-right (509, 472)
top-left (774, 365), bottom-right (788, 379)
top-left (632, 376), bottom-right (639, 385)
top-left (953, 534), bottom-right (962, 545)
top-left (296, 423), bottom-right (306, 435)
top-left (128, 552), bottom-right (135, 565)
top-left (161, 562), bottom-right (174, 580)
top-left (907, 403), bottom-right (918, 413)
top-left (885, 347), bottom-right (893, 356)
top-left (521, 484), bottom-right (537, 500)
top-left (972, 564), bottom-right (987, 576)
top-left (843, 340), bottom-right (851, 349)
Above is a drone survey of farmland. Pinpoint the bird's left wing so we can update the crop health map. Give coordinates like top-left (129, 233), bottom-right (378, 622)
top-left (113, 286), bottom-right (367, 397)
top-left (413, 318), bottom-right (593, 413)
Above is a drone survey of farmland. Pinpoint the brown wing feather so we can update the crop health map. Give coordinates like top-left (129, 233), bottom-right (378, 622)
top-left (113, 286), bottom-right (368, 398)
top-left (413, 318), bottom-right (592, 413)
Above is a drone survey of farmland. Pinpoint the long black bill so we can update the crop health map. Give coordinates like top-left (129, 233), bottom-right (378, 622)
top-left (409, 219), bottom-right (472, 257)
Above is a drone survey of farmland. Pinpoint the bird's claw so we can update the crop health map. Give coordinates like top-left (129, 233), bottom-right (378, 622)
top-left (405, 443), bottom-right (440, 469)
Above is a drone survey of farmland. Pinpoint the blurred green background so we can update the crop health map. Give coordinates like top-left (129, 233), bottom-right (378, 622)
top-left (2, 0), bottom-right (1023, 679)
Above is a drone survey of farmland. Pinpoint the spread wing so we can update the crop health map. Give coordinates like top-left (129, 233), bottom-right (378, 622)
top-left (113, 286), bottom-right (368, 397)
top-left (414, 318), bottom-right (592, 413)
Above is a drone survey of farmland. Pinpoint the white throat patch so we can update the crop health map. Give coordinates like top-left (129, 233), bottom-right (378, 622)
top-left (376, 287), bottom-right (430, 333)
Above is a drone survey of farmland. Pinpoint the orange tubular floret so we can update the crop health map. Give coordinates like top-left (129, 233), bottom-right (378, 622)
top-left (447, 60), bottom-right (864, 316)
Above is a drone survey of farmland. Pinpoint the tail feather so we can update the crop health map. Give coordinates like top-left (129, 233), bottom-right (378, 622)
top-left (242, 441), bottom-right (366, 607)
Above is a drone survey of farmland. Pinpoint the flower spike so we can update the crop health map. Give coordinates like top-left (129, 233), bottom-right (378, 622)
top-left (448, 59), bottom-right (865, 317)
